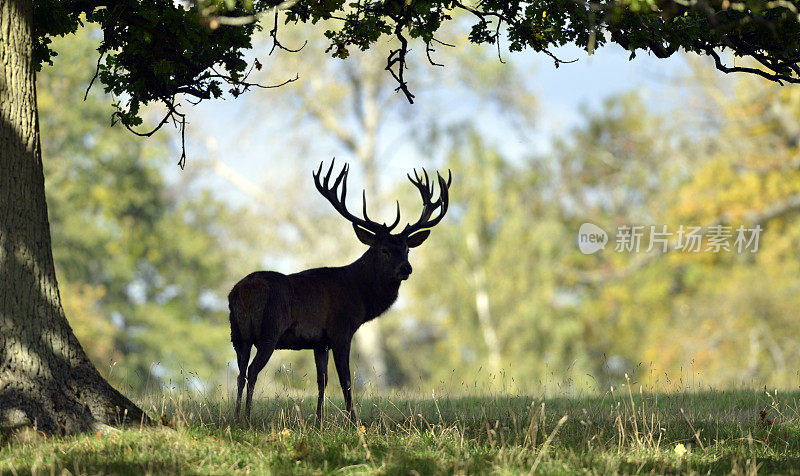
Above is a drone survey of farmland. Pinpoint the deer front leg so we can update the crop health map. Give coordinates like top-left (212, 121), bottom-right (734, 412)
top-left (332, 340), bottom-right (357, 424)
top-left (314, 347), bottom-right (328, 424)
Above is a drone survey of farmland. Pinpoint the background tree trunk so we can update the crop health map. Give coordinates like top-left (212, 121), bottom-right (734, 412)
top-left (0, 0), bottom-right (145, 435)
top-left (465, 231), bottom-right (501, 379)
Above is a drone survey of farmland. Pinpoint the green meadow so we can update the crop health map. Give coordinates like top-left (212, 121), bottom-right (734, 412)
top-left (3, 386), bottom-right (799, 475)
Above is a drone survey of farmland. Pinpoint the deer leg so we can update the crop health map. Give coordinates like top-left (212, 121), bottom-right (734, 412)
top-left (332, 341), bottom-right (357, 424)
top-left (234, 344), bottom-right (252, 420)
top-left (244, 341), bottom-right (276, 420)
top-left (314, 347), bottom-right (328, 424)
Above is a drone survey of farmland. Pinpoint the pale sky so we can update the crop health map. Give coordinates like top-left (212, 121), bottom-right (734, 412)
top-left (170, 38), bottom-right (696, 211)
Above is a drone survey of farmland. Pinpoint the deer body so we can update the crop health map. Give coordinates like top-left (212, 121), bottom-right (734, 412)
top-left (230, 161), bottom-right (450, 422)
top-left (230, 256), bottom-right (403, 353)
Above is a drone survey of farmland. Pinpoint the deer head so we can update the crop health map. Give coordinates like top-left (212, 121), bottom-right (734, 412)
top-left (313, 160), bottom-right (451, 282)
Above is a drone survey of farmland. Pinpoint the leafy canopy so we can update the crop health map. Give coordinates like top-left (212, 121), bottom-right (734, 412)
top-left (36, 0), bottom-right (800, 161)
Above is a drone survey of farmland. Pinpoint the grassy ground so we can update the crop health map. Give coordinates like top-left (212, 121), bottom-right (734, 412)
top-left (2, 384), bottom-right (800, 474)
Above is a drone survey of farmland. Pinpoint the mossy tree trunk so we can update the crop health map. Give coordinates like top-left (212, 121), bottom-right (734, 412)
top-left (0, 0), bottom-right (146, 435)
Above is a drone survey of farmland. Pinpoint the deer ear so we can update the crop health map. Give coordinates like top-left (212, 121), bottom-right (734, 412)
top-left (406, 230), bottom-right (430, 248)
top-left (353, 224), bottom-right (377, 246)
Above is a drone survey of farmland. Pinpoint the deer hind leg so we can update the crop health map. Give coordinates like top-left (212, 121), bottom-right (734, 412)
top-left (244, 340), bottom-right (276, 420)
top-left (332, 341), bottom-right (357, 424)
top-left (314, 347), bottom-right (329, 424)
top-left (234, 344), bottom-right (251, 420)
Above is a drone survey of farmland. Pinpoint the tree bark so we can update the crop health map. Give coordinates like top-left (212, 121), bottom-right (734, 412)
top-left (0, 0), bottom-right (146, 434)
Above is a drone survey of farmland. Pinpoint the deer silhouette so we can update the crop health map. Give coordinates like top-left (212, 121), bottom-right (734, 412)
top-left (229, 160), bottom-right (451, 422)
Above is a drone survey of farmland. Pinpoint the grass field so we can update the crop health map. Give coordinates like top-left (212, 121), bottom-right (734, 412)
top-left (2, 383), bottom-right (800, 474)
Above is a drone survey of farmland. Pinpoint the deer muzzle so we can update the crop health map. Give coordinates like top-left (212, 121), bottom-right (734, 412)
top-left (397, 262), bottom-right (412, 280)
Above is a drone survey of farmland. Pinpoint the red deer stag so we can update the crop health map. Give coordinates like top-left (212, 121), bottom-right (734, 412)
top-left (229, 160), bottom-right (451, 422)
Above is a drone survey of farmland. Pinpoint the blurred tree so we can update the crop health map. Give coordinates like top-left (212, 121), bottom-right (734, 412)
top-left (206, 56), bottom-right (800, 394)
top-left (396, 130), bottom-right (592, 391)
top-left (554, 69), bottom-right (800, 390)
top-left (545, 93), bottom-right (682, 382)
top-left (38, 28), bottom-right (260, 394)
top-left (649, 66), bottom-right (800, 388)
top-left (194, 17), bottom-right (538, 391)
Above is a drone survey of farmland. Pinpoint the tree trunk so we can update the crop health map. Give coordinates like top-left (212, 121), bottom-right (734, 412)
top-left (465, 231), bottom-right (501, 379)
top-left (0, 0), bottom-right (146, 435)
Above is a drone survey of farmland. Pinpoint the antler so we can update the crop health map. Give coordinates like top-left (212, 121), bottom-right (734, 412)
top-left (313, 159), bottom-right (401, 234)
top-left (401, 168), bottom-right (452, 236)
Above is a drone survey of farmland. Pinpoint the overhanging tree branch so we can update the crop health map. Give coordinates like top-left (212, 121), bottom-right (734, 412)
top-left (35, 0), bottom-right (800, 168)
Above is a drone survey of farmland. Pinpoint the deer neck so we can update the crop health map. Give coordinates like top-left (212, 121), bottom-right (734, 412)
top-left (347, 250), bottom-right (401, 323)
